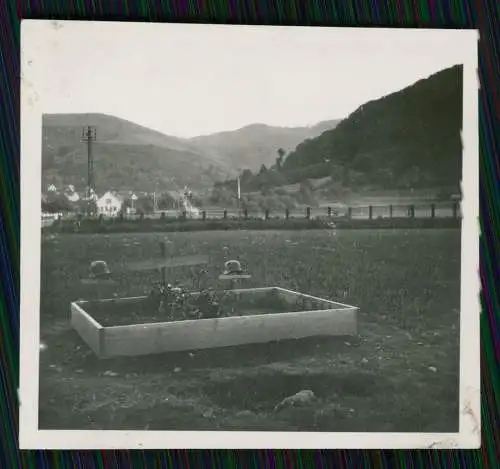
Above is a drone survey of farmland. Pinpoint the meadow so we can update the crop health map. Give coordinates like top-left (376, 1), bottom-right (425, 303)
top-left (38, 228), bottom-right (461, 432)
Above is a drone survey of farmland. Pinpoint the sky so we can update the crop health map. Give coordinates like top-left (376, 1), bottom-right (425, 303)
top-left (23, 21), bottom-right (469, 138)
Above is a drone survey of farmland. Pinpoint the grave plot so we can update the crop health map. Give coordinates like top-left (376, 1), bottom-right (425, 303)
top-left (86, 288), bottom-right (320, 327)
top-left (71, 287), bottom-right (359, 358)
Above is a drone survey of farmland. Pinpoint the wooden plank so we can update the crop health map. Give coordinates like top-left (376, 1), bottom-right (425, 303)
top-left (275, 287), bottom-right (355, 308)
top-left (80, 278), bottom-right (118, 286)
top-left (79, 296), bottom-right (146, 306)
top-left (70, 302), bottom-right (103, 356)
top-left (218, 274), bottom-right (252, 280)
top-left (90, 288), bottom-right (276, 304)
top-left (101, 307), bottom-right (357, 357)
top-left (127, 254), bottom-right (209, 271)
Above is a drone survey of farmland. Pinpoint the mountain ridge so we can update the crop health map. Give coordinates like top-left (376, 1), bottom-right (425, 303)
top-left (187, 119), bottom-right (341, 171)
top-left (41, 113), bottom-right (342, 192)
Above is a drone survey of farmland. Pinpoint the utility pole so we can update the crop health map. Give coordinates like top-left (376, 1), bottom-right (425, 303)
top-left (81, 126), bottom-right (97, 199)
top-left (237, 174), bottom-right (241, 218)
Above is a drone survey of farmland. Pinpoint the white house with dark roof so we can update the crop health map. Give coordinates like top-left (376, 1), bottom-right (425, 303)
top-left (96, 191), bottom-right (125, 217)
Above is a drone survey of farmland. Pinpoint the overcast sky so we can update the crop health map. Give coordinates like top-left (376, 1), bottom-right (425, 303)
top-left (23, 21), bottom-right (467, 138)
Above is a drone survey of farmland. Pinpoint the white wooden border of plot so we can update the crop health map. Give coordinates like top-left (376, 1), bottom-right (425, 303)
top-left (70, 287), bottom-right (359, 358)
top-left (19, 21), bottom-right (480, 449)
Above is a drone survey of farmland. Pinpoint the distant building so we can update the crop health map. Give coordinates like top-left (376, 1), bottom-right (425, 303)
top-left (65, 192), bottom-right (80, 203)
top-left (125, 193), bottom-right (138, 215)
top-left (64, 185), bottom-right (80, 203)
top-left (47, 184), bottom-right (57, 193)
top-left (96, 191), bottom-right (124, 217)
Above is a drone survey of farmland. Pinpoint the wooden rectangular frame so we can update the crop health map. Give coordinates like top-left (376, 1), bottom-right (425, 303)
top-left (70, 287), bottom-right (359, 358)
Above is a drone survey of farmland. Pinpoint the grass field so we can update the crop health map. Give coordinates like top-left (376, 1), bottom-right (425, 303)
top-left (39, 228), bottom-right (461, 432)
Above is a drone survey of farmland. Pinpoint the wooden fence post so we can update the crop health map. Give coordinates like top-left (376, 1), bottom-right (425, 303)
top-left (369, 205), bottom-right (373, 220)
top-left (202, 210), bottom-right (206, 221)
top-left (431, 204), bottom-right (436, 218)
top-left (327, 206), bottom-right (332, 217)
top-left (410, 205), bottom-right (415, 218)
top-left (452, 202), bottom-right (459, 219)
top-left (265, 209), bottom-right (270, 220)
top-left (223, 209), bottom-right (227, 219)
top-left (306, 207), bottom-right (311, 220)
top-left (285, 208), bottom-right (290, 220)
top-left (389, 204), bottom-right (393, 219)
top-left (347, 207), bottom-right (352, 219)
top-left (244, 209), bottom-right (248, 220)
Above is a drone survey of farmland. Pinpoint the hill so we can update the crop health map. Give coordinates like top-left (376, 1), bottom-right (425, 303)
top-left (42, 113), bottom-right (229, 193)
top-left (187, 120), bottom-right (341, 172)
top-left (209, 65), bottom-right (463, 209)
top-left (282, 65), bottom-right (463, 191)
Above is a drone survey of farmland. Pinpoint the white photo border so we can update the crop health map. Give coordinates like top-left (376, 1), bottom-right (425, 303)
top-left (18, 20), bottom-right (480, 449)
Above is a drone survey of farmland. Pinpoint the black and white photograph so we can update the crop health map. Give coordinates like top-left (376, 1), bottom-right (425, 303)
top-left (20, 21), bottom-right (479, 449)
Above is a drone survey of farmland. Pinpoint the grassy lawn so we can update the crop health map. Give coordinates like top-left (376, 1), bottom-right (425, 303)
top-left (38, 228), bottom-right (461, 432)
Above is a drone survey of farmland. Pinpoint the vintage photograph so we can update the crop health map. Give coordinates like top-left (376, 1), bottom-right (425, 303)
top-left (20, 21), bottom-right (479, 449)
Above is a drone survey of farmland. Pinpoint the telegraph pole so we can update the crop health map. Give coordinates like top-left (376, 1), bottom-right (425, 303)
top-left (237, 174), bottom-right (241, 218)
top-left (81, 126), bottom-right (97, 199)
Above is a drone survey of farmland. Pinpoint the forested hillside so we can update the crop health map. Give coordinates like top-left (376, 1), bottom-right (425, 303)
top-left (224, 65), bottom-right (463, 200)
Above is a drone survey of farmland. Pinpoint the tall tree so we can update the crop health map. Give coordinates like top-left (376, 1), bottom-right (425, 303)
top-left (276, 148), bottom-right (286, 170)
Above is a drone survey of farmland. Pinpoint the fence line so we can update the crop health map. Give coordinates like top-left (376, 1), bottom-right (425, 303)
top-left (201, 202), bottom-right (460, 221)
top-left (76, 201), bottom-right (461, 222)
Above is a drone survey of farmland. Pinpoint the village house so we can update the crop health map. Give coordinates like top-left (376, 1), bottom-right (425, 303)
top-left (95, 190), bottom-right (139, 216)
top-left (96, 191), bottom-right (125, 217)
top-left (64, 185), bottom-right (81, 203)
